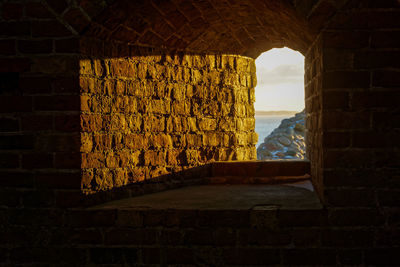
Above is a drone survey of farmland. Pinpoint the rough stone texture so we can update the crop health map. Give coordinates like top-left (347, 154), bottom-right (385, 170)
top-left (257, 111), bottom-right (306, 159)
top-left (0, 0), bottom-right (399, 265)
top-left (79, 38), bottom-right (257, 193)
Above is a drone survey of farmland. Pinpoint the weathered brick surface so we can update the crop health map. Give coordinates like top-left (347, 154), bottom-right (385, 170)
top-left (0, 0), bottom-right (399, 265)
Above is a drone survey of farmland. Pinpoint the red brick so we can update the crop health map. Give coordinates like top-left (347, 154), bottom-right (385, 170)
top-left (22, 153), bottom-right (53, 169)
top-left (142, 248), bottom-right (161, 264)
top-left (35, 95), bottom-right (79, 111)
top-left (323, 71), bottom-right (370, 89)
top-left (21, 189), bottom-right (55, 207)
top-left (184, 229), bottom-right (213, 245)
top-left (282, 249), bottom-right (336, 265)
top-left (198, 210), bottom-right (249, 227)
top-left (321, 229), bottom-right (374, 247)
top-left (36, 172), bottom-right (80, 189)
top-left (323, 111), bottom-right (370, 130)
top-left (323, 132), bottom-right (350, 148)
top-left (55, 38), bottom-right (80, 53)
top-left (378, 190), bottom-right (400, 207)
top-left (112, 26), bottom-right (139, 43)
top-left (355, 51), bottom-right (400, 69)
top-left (8, 208), bottom-right (65, 227)
top-left (323, 50), bottom-right (353, 70)
top-left (353, 91), bottom-right (399, 108)
top-left (37, 133), bottom-right (80, 152)
top-left (159, 229), bottom-right (183, 245)
top-left (105, 228), bottom-right (158, 245)
top-left (322, 91), bottom-right (349, 109)
top-left (0, 153), bottom-right (19, 168)
top-left (1, 3), bottom-right (23, 20)
top-left (365, 248), bottom-right (400, 265)
top-left (0, 39), bottom-right (16, 55)
top-left (55, 115), bottom-right (80, 132)
top-left (324, 169), bottom-right (385, 187)
top-left (292, 228), bottom-right (321, 247)
top-left (223, 248), bottom-right (280, 265)
top-left (143, 209), bottom-right (165, 226)
top-left (19, 76), bottom-right (52, 94)
top-left (373, 111), bottom-right (400, 129)
top-left (0, 21), bottom-right (30, 36)
top-left (0, 171), bottom-right (34, 187)
top-left (308, 0), bottom-right (337, 29)
top-left (63, 7), bottom-right (90, 33)
top-left (365, 0), bottom-right (400, 8)
top-left (0, 118), bottom-right (19, 132)
top-left (329, 208), bottom-right (384, 226)
top-left (353, 131), bottom-right (400, 148)
top-left (165, 248), bottom-right (194, 264)
top-left (371, 30), bottom-right (400, 48)
top-left (375, 229), bottom-right (400, 246)
top-left (324, 31), bottom-right (369, 49)
top-left (328, 11), bottom-right (369, 29)
top-left (32, 20), bottom-right (72, 37)
top-left (55, 190), bottom-right (85, 208)
top-left (21, 115), bottom-right (53, 131)
top-left (54, 152), bottom-right (80, 168)
top-left (278, 210), bottom-right (328, 227)
top-left (89, 248), bottom-right (138, 264)
top-left (52, 76), bottom-right (79, 94)
top-left (10, 247), bottom-right (86, 264)
top-left (26, 2), bottom-right (53, 18)
top-left (18, 39), bottom-right (53, 54)
top-left (238, 229), bottom-right (291, 246)
top-left (325, 188), bottom-right (376, 207)
top-left (0, 58), bottom-right (31, 72)
top-left (324, 149), bottom-right (391, 169)
top-left (0, 135), bottom-right (35, 150)
top-left (68, 229), bottom-right (103, 245)
top-left (138, 31), bottom-right (164, 46)
top-left (0, 188), bottom-right (22, 207)
top-left (373, 71), bottom-right (400, 88)
top-left (67, 209), bottom-right (116, 227)
top-left (214, 228), bottom-right (236, 246)
top-left (46, 0), bottom-right (68, 14)
top-left (338, 250), bottom-right (363, 265)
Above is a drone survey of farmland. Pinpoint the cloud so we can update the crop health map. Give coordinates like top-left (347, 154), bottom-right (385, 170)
top-left (256, 64), bottom-right (303, 86)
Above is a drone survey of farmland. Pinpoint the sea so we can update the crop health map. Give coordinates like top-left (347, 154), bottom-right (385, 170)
top-left (255, 114), bottom-right (291, 148)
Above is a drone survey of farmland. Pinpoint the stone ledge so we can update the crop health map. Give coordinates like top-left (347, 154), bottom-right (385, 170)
top-left (211, 160), bottom-right (310, 177)
top-left (91, 181), bottom-right (321, 212)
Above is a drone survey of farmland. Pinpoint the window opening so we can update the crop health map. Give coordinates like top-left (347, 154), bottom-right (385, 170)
top-left (255, 47), bottom-right (306, 160)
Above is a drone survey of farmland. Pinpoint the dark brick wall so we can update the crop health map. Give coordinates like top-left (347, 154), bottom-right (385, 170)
top-left (0, 0), bottom-right (81, 210)
top-left (0, 0), bottom-right (399, 265)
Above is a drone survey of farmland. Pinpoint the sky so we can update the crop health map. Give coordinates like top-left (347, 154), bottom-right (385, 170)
top-left (254, 47), bottom-right (304, 112)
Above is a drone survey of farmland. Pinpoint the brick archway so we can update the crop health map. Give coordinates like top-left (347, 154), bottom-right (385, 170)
top-left (1, 0), bottom-right (400, 265)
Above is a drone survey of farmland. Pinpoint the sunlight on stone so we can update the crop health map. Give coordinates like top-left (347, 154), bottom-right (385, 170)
top-left (255, 48), bottom-right (306, 160)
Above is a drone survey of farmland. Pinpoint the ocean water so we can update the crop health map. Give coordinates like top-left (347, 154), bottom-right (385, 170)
top-left (255, 115), bottom-right (289, 148)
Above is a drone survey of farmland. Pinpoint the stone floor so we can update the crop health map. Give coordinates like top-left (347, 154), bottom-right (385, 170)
top-left (92, 180), bottom-right (322, 211)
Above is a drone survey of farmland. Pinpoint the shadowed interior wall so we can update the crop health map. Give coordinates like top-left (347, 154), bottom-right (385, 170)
top-left (79, 38), bottom-right (257, 193)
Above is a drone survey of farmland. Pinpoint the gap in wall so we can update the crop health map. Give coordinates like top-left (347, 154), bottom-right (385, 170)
top-left (255, 47), bottom-right (306, 160)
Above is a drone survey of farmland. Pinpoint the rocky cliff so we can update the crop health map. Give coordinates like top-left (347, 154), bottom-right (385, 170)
top-left (257, 111), bottom-right (306, 160)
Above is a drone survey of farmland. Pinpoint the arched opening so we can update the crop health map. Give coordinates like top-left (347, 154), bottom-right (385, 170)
top-left (254, 47), bottom-right (306, 160)
top-left (76, 0), bottom-right (323, 199)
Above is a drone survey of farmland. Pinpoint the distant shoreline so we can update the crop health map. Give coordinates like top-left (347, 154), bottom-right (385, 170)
top-left (255, 110), bottom-right (299, 116)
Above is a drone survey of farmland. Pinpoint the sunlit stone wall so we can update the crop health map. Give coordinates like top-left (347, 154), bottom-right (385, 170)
top-left (79, 38), bottom-right (257, 193)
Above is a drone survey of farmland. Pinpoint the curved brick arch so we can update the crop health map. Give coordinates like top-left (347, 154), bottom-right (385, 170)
top-left (60, 0), bottom-right (340, 57)
top-left (82, 0), bottom-right (314, 57)
top-left (42, 0), bottom-right (345, 56)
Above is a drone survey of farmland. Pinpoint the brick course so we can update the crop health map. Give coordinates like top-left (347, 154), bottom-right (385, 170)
top-left (0, 0), bottom-right (399, 265)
